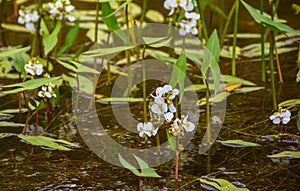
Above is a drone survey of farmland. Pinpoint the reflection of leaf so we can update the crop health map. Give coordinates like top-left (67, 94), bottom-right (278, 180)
top-left (18, 135), bottom-right (76, 151)
top-left (0, 121), bottom-right (25, 127)
top-left (234, 86), bottom-right (264, 93)
top-left (96, 97), bottom-right (143, 103)
top-left (268, 151), bottom-right (300, 159)
top-left (278, 99), bottom-right (300, 107)
top-left (200, 176), bottom-right (250, 191)
top-left (118, 154), bottom-right (161, 178)
top-left (219, 139), bottom-right (260, 147)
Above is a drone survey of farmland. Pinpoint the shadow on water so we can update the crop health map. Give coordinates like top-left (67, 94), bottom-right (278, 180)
top-left (0, 0), bottom-right (299, 190)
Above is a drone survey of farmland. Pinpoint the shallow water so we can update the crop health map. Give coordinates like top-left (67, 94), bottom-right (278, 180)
top-left (0, 0), bottom-right (300, 190)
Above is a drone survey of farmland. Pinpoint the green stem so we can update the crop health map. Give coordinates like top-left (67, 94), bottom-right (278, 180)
top-left (195, 0), bottom-right (208, 41)
top-left (94, 1), bottom-right (99, 43)
top-left (270, 1), bottom-right (277, 110)
top-left (231, 0), bottom-right (239, 77)
top-left (220, 1), bottom-right (236, 47)
top-left (298, 44), bottom-right (300, 67)
top-left (142, 46), bottom-right (147, 122)
top-left (219, 0), bottom-right (225, 36)
top-left (205, 81), bottom-right (210, 144)
top-left (260, 0), bottom-right (266, 82)
top-left (125, 5), bottom-right (132, 92)
top-left (139, 0), bottom-right (147, 28)
top-left (175, 136), bottom-right (179, 186)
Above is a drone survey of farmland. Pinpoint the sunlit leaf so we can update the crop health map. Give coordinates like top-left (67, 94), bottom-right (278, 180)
top-left (82, 46), bottom-right (134, 57)
top-left (57, 21), bottom-right (79, 55)
top-left (184, 84), bottom-right (207, 91)
top-left (198, 92), bottom-right (229, 106)
top-left (0, 108), bottom-right (28, 114)
top-left (104, 0), bottom-right (132, 18)
top-left (222, 75), bottom-right (256, 86)
top-left (226, 33), bottom-right (261, 39)
top-left (1, 23), bottom-right (31, 33)
top-left (143, 37), bottom-right (171, 48)
top-left (219, 139), bottom-right (260, 147)
top-left (0, 46), bottom-right (30, 58)
top-left (97, 97), bottom-right (143, 102)
top-left (118, 154), bottom-right (161, 178)
top-left (2, 76), bottom-right (62, 94)
top-left (297, 112), bottom-right (300, 133)
top-left (18, 135), bottom-right (75, 151)
top-left (297, 70), bottom-right (300, 82)
top-left (225, 83), bottom-right (241, 92)
top-left (0, 121), bottom-right (25, 127)
top-left (292, 3), bottom-right (300, 15)
top-left (41, 20), bottom-right (62, 55)
top-left (104, 63), bottom-right (127, 76)
top-left (146, 10), bottom-right (164, 23)
top-left (146, 49), bottom-right (177, 63)
top-left (268, 151), bottom-right (300, 159)
top-left (102, 2), bottom-right (119, 31)
top-left (241, 0), bottom-right (300, 36)
top-left (170, 53), bottom-right (186, 102)
top-left (166, 130), bottom-right (176, 150)
top-left (234, 86), bottom-right (264, 93)
top-left (278, 99), bottom-right (300, 107)
top-left (200, 176), bottom-right (250, 191)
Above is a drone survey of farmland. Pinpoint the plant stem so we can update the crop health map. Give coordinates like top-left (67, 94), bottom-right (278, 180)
top-left (270, 1), bottom-right (277, 110)
top-left (46, 98), bottom-right (50, 126)
top-left (205, 81), bottom-right (210, 144)
top-left (231, 0), bottom-right (239, 76)
top-left (139, 0), bottom-right (147, 28)
top-left (195, 0), bottom-right (208, 41)
top-left (125, 4), bottom-right (131, 92)
top-left (274, 43), bottom-right (283, 83)
top-left (18, 73), bottom-right (22, 121)
top-left (220, 1), bottom-right (236, 47)
top-left (260, 0), bottom-right (266, 82)
top-left (95, 1), bottom-right (99, 43)
top-left (175, 136), bottom-right (179, 189)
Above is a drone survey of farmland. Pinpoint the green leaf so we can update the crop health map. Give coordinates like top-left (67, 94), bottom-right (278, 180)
top-left (222, 75), bottom-right (256, 86)
top-left (82, 45), bottom-right (134, 57)
top-left (200, 177), bottom-right (250, 191)
top-left (278, 99), bottom-right (300, 107)
top-left (102, 2), bottom-right (120, 32)
top-left (96, 97), bottom-right (143, 102)
top-left (57, 21), bottom-right (79, 55)
top-left (1, 23), bottom-right (31, 33)
top-left (13, 52), bottom-right (26, 73)
top-left (18, 135), bottom-right (75, 151)
top-left (0, 46), bottom-right (30, 58)
top-left (184, 84), bottom-right (207, 91)
top-left (198, 92), bottom-right (229, 106)
top-left (219, 139), bottom-right (260, 147)
top-left (241, 0), bottom-right (300, 36)
top-left (118, 154), bottom-right (161, 178)
top-left (41, 20), bottom-right (62, 55)
top-left (104, 0), bottom-right (132, 18)
top-left (297, 70), bottom-right (300, 82)
top-left (2, 76), bottom-right (62, 94)
top-left (202, 30), bottom-right (221, 94)
top-left (0, 108), bottom-right (28, 114)
top-left (0, 121), bottom-right (25, 127)
top-left (292, 3), bottom-right (300, 15)
top-left (166, 130), bottom-right (176, 150)
top-left (70, 60), bottom-right (100, 74)
top-left (170, 53), bottom-right (187, 102)
top-left (234, 86), bottom-right (264, 93)
top-left (268, 151), bottom-right (300, 159)
top-left (56, 60), bottom-right (77, 73)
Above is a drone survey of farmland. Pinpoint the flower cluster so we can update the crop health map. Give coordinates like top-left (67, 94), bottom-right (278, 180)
top-left (163, 0), bottom-right (200, 36)
top-left (38, 74), bottom-right (57, 99)
top-left (269, 108), bottom-right (291, 125)
top-left (170, 115), bottom-right (195, 136)
top-left (151, 84), bottom-right (179, 122)
top-left (18, 7), bottom-right (39, 31)
top-left (137, 84), bottom-right (195, 139)
top-left (48, 0), bottom-right (76, 22)
top-left (24, 57), bottom-right (43, 76)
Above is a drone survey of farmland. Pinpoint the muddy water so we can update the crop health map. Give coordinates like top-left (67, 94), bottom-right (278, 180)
top-left (0, 0), bottom-right (300, 190)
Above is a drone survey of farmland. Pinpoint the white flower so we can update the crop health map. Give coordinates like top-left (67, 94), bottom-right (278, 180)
top-left (151, 96), bottom-right (168, 114)
top-left (24, 58), bottom-right (43, 76)
top-left (18, 8), bottom-right (39, 31)
top-left (168, 103), bottom-right (176, 113)
top-left (137, 122), bottom-right (158, 138)
top-left (164, 112), bottom-right (174, 122)
top-left (48, 0), bottom-right (76, 22)
top-left (182, 115), bottom-right (195, 132)
top-left (38, 83), bottom-right (57, 99)
top-left (179, 0), bottom-right (194, 12)
top-left (185, 11), bottom-right (200, 20)
top-left (270, 109), bottom-right (291, 125)
top-left (163, 0), bottom-right (178, 15)
top-left (179, 19), bottom-right (198, 36)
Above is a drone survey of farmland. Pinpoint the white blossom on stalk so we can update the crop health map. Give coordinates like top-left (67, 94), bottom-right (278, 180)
top-left (179, 19), bottom-right (198, 36)
top-left (164, 112), bottom-right (174, 122)
top-left (151, 96), bottom-right (168, 114)
top-left (137, 122), bottom-right (158, 138)
top-left (270, 109), bottom-right (291, 125)
top-left (48, 0), bottom-right (76, 22)
top-left (179, 0), bottom-right (194, 12)
top-left (18, 7), bottom-right (39, 31)
top-left (163, 0), bottom-right (179, 16)
top-left (182, 115), bottom-right (195, 132)
top-left (24, 58), bottom-right (43, 76)
top-left (38, 84), bottom-right (57, 98)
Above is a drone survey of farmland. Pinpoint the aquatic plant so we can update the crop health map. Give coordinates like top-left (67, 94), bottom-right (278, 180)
top-left (270, 108), bottom-right (291, 135)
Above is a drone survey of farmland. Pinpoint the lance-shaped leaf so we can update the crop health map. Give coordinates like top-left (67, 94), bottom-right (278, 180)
top-left (297, 111), bottom-right (300, 133)
top-left (169, 53), bottom-right (186, 102)
top-left (219, 139), bottom-right (260, 147)
top-left (2, 76), bottom-right (62, 94)
top-left (41, 19), bottom-right (62, 55)
top-left (166, 130), bottom-right (176, 150)
top-left (0, 46), bottom-right (30, 58)
top-left (241, 0), bottom-right (300, 36)
top-left (118, 154), bottom-right (161, 178)
top-left (57, 21), bottom-right (79, 55)
top-left (200, 176), bottom-right (250, 191)
top-left (268, 151), bottom-right (300, 159)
